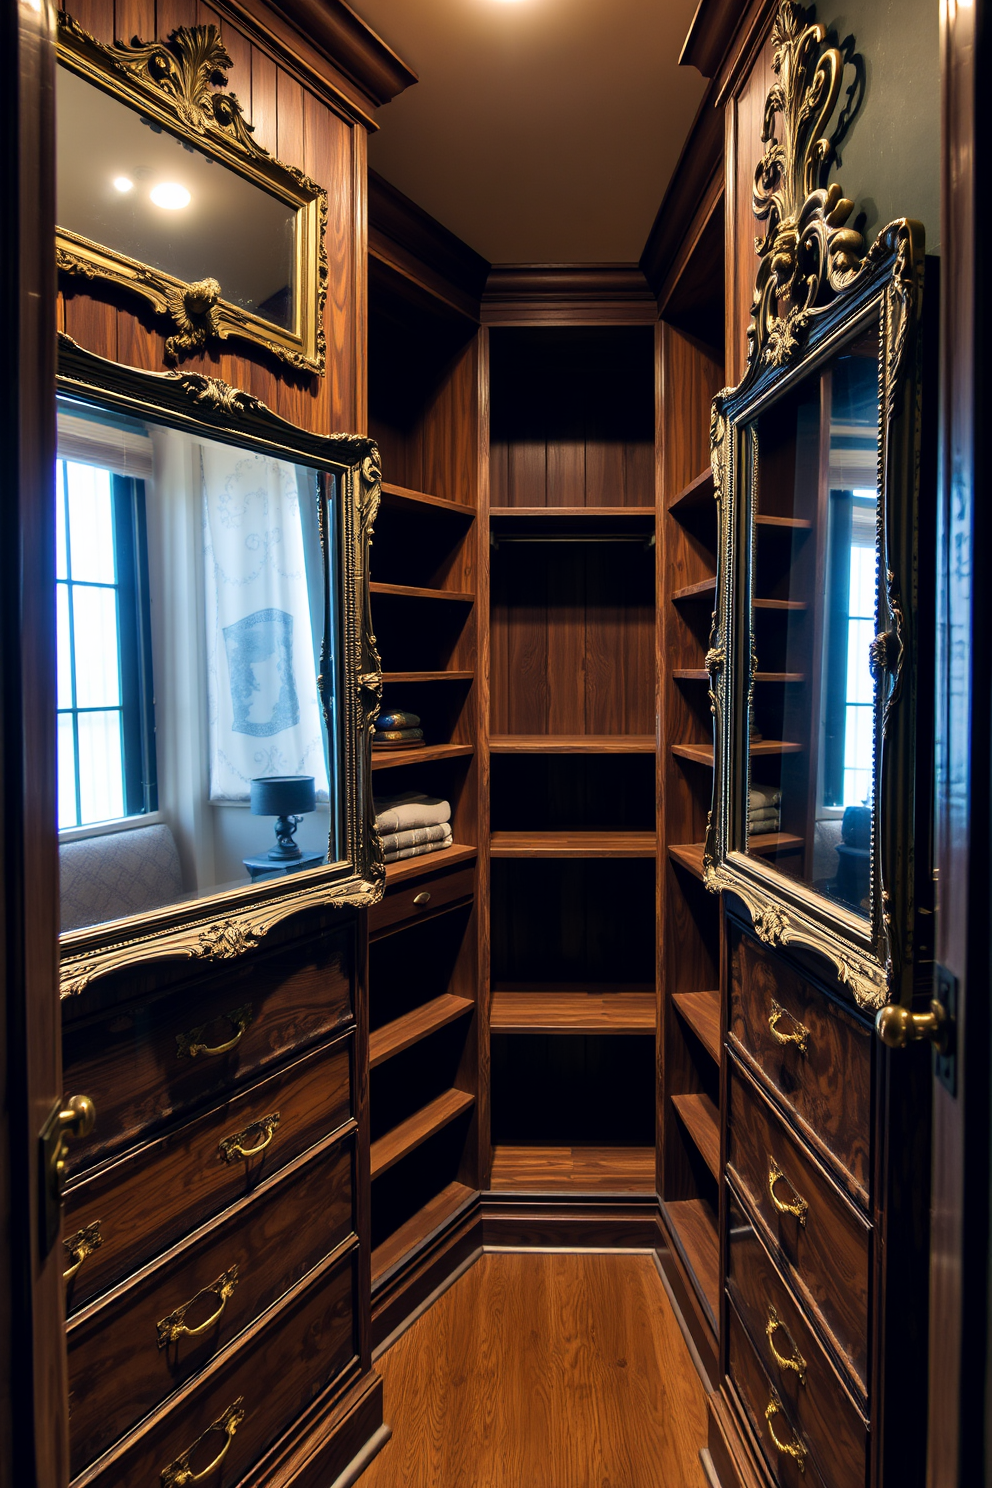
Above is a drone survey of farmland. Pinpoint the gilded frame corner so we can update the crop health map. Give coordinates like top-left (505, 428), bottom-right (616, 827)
top-left (56, 335), bottom-right (384, 1000)
top-left (56, 11), bottom-right (328, 377)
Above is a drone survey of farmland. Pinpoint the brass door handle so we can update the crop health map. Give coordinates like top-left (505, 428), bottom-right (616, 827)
top-left (876, 999), bottom-right (947, 1052)
top-left (768, 1001), bottom-right (809, 1053)
top-left (40, 1093), bottom-right (97, 1253)
top-left (767, 1159), bottom-right (809, 1226)
top-left (157, 1266), bottom-right (240, 1347)
top-left (766, 1305), bottom-right (807, 1382)
top-left (63, 1220), bottom-right (103, 1282)
top-left (177, 1001), bottom-right (253, 1060)
top-left (218, 1112), bottom-right (280, 1164)
top-left (161, 1399), bottom-right (246, 1486)
top-left (765, 1389), bottom-right (807, 1472)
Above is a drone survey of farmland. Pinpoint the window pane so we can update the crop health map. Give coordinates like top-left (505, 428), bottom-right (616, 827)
top-left (57, 713), bottom-right (78, 829)
top-left (846, 616), bottom-right (876, 705)
top-left (56, 465), bottom-right (68, 581)
top-left (66, 461), bottom-right (115, 583)
top-left (76, 709), bottom-right (124, 824)
top-left (72, 586), bottom-right (121, 707)
top-left (56, 583), bottom-right (73, 709)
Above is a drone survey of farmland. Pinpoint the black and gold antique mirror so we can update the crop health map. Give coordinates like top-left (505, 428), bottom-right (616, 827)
top-left (703, 1), bottom-right (930, 1014)
top-left (56, 13), bottom-right (326, 373)
top-left (56, 337), bottom-right (383, 999)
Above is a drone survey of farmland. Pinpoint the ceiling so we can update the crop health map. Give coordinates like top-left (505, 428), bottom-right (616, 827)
top-left (350, 0), bottom-right (707, 265)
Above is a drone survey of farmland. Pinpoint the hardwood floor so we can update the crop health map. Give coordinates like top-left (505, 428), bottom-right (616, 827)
top-left (361, 1252), bottom-right (709, 1487)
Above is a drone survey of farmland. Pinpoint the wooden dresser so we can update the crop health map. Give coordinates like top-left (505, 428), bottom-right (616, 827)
top-left (59, 909), bottom-right (380, 1487)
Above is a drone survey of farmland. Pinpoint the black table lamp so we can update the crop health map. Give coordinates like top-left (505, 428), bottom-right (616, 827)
top-left (250, 775), bottom-right (316, 861)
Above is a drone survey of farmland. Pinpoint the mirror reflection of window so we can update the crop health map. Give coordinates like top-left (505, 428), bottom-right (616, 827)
top-left (56, 397), bottom-right (341, 933)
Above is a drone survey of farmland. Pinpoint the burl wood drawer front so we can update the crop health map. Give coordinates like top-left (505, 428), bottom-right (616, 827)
top-left (67, 1132), bottom-right (354, 1476)
top-left (63, 1035), bottom-right (351, 1311)
top-left (728, 1063), bottom-right (870, 1392)
top-left (727, 1195), bottom-right (869, 1487)
top-left (729, 929), bottom-right (871, 1206)
top-left (75, 1245), bottom-right (358, 1488)
top-left (728, 1305), bottom-right (832, 1488)
top-left (62, 925), bottom-right (354, 1176)
top-left (368, 865), bottom-right (474, 939)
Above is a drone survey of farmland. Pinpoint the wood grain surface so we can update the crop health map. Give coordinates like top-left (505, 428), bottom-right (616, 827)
top-left (362, 1253), bottom-right (709, 1488)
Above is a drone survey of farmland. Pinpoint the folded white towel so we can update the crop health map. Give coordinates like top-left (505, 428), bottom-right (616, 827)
top-left (374, 792), bottom-right (452, 834)
top-left (380, 822), bottom-right (451, 852)
top-left (748, 786), bottom-right (782, 810)
top-left (749, 813), bottom-right (781, 833)
top-left (383, 826), bottom-right (453, 863)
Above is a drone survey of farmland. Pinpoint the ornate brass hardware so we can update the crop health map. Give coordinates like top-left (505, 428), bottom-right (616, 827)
top-left (413, 892), bottom-right (431, 906)
top-left (765, 1389), bottom-right (807, 1473)
top-left (875, 999), bottom-right (948, 1052)
top-left (766, 1305), bottom-right (807, 1382)
top-left (218, 1112), bottom-right (280, 1164)
top-left (767, 1159), bottom-right (809, 1226)
top-left (177, 1002), bottom-right (253, 1060)
top-left (63, 1220), bottom-right (103, 1281)
top-left (160, 1398), bottom-right (246, 1486)
top-left (768, 1001), bottom-right (810, 1053)
top-left (157, 1266), bottom-right (239, 1347)
top-left (40, 1093), bottom-right (97, 1251)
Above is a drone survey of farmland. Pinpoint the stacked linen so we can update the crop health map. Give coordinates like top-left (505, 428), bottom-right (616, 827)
top-left (375, 792), bottom-right (452, 863)
top-left (748, 785), bottom-right (781, 835)
top-left (373, 709), bottom-right (424, 750)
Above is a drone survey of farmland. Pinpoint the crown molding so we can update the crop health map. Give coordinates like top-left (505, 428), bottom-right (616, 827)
top-left (481, 265), bottom-right (657, 325)
top-left (257, 0), bottom-right (417, 112)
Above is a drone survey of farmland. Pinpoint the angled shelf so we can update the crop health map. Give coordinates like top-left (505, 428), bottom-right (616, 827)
top-left (748, 832), bottom-right (804, 856)
top-left (370, 581), bottom-right (474, 603)
top-left (371, 743), bottom-right (474, 771)
top-left (490, 987), bottom-right (656, 1034)
top-left (672, 669), bottom-right (805, 683)
top-left (672, 1092), bottom-right (720, 1182)
top-left (380, 482), bottom-right (477, 519)
top-left (371, 1180), bottom-right (476, 1285)
top-left (672, 991), bottom-right (721, 1063)
top-left (671, 576), bottom-right (717, 603)
top-left (384, 843), bottom-right (478, 884)
top-left (370, 994), bottom-right (475, 1069)
top-left (381, 670), bottom-right (474, 683)
top-left (667, 842), bottom-right (706, 881)
top-left (666, 1198), bottom-right (719, 1324)
top-left (671, 740), bottom-right (803, 766)
top-left (755, 514), bottom-right (813, 530)
top-left (754, 598), bottom-right (808, 612)
top-left (490, 830), bottom-right (657, 858)
top-left (490, 733), bottom-right (655, 753)
top-left (370, 1088), bottom-right (476, 1180)
top-left (489, 1144), bottom-right (656, 1194)
top-left (666, 468), bottom-right (714, 518)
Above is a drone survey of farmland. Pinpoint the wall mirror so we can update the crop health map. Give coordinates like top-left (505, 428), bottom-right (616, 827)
top-left (56, 12), bottom-right (326, 374)
top-left (704, 0), bottom-right (928, 1012)
top-left (57, 337), bottom-right (382, 998)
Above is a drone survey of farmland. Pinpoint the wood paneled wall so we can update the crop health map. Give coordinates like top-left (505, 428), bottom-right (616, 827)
top-left (724, 32), bottom-right (776, 388)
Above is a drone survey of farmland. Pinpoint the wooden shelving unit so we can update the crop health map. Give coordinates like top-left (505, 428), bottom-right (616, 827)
top-left (383, 843), bottom-right (477, 884)
top-left (490, 1145), bottom-right (656, 1193)
top-left (370, 1088), bottom-right (477, 1179)
top-left (490, 830), bottom-right (657, 858)
top-left (491, 987), bottom-right (656, 1033)
top-left (372, 743), bottom-right (474, 771)
top-left (672, 990), bottom-right (720, 1062)
top-left (370, 994), bottom-right (475, 1068)
top-left (490, 734), bottom-right (655, 753)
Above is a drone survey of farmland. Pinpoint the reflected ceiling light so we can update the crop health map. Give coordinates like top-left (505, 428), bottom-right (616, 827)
top-left (150, 182), bottom-right (191, 209)
top-left (113, 176), bottom-right (134, 192)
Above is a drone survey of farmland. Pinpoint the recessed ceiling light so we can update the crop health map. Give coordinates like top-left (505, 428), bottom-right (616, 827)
top-left (150, 183), bottom-right (191, 210)
top-left (113, 176), bottom-right (134, 192)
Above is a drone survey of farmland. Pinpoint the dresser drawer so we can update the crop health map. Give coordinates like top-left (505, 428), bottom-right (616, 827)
top-left (728, 1304), bottom-right (831, 1488)
top-left (62, 926), bottom-right (354, 1177)
top-left (727, 1192), bottom-right (869, 1484)
top-left (63, 1035), bottom-right (351, 1311)
top-left (727, 1063), bottom-right (870, 1391)
top-left (729, 929), bottom-right (871, 1204)
top-left (77, 1244), bottom-right (358, 1488)
top-left (368, 865), bottom-right (474, 939)
top-left (67, 1131), bottom-right (354, 1475)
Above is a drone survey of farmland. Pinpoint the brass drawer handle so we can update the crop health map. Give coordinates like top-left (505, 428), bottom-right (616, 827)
top-left (218, 1112), bottom-right (280, 1164)
top-left (767, 1159), bottom-right (809, 1226)
top-left (413, 891), bottom-right (431, 905)
top-left (157, 1266), bottom-right (240, 1348)
top-left (63, 1220), bottom-right (103, 1282)
top-left (765, 1388), bottom-right (807, 1473)
top-left (768, 1001), bottom-right (809, 1053)
top-left (161, 1398), bottom-right (246, 1486)
top-left (177, 1001), bottom-right (253, 1060)
top-left (766, 1304), bottom-right (807, 1382)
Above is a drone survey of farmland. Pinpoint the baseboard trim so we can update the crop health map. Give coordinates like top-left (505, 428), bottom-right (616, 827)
top-left (373, 1245), bottom-right (482, 1361)
top-left (481, 1191), bottom-right (660, 1250)
top-left (247, 1370), bottom-right (386, 1488)
top-left (656, 1202), bottom-right (719, 1386)
top-left (371, 1198), bottom-right (483, 1351)
top-left (327, 1424), bottom-right (392, 1488)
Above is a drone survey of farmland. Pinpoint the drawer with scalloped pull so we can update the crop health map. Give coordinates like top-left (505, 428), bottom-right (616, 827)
top-left (67, 1129), bottom-right (354, 1475)
top-left (727, 1189), bottom-right (869, 1484)
top-left (728, 923), bottom-right (872, 1208)
top-left (728, 1302), bottom-right (835, 1488)
top-left (727, 1059), bottom-right (870, 1393)
top-left (62, 1033), bottom-right (352, 1312)
top-left (368, 864), bottom-right (475, 939)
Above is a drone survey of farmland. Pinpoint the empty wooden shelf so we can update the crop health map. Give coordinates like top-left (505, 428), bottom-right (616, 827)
top-left (671, 1093), bottom-right (720, 1181)
top-left (384, 844), bottom-right (478, 884)
top-left (672, 669), bottom-right (805, 683)
top-left (666, 1199), bottom-right (719, 1322)
top-left (381, 670), bottom-right (474, 683)
top-left (371, 581), bottom-right (474, 603)
top-left (372, 743), bottom-right (474, 771)
top-left (672, 991), bottom-right (720, 1063)
top-left (490, 831), bottom-right (657, 858)
top-left (370, 995), bottom-right (475, 1068)
top-left (748, 832), bottom-right (804, 855)
top-left (489, 1145), bottom-right (656, 1193)
top-left (490, 989), bottom-right (656, 1034)
top-left (666, 468), bottom-right (713, 517)
top-left (380, 482), bottom-right (476, 518)
top-left (371, 1181), bottom-right (475, 1284)
top-left (490, 734), bottom-right (655, 753)
top-left (370, 1089), bottom-right (476, 1180)
top-left (671, 740), bottom-right (803, 766)
top-left (489, 506), bottom-right (655, 519)
top-left (671, 576), bottom-right (717, 603)
top-left (667, 843), bottom-right (706, 880)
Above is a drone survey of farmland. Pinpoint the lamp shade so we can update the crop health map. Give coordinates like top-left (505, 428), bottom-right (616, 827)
top-left (250, 775), bottom-right (316, 817)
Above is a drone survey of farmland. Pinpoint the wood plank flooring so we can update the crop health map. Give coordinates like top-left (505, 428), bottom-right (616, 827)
top-left (361, 1252), bottom-right (709, 1488)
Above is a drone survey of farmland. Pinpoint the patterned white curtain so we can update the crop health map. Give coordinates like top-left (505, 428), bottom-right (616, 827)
top-left (201, 443), bottom-right (328, 801)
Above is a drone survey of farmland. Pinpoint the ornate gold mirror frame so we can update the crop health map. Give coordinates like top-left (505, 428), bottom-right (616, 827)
top-left (57, 13), bottom-right (327, 375)
top-left (56, 334), bottom-right (383, 999)
top-left (703, 0), bottom-right (926, 1013)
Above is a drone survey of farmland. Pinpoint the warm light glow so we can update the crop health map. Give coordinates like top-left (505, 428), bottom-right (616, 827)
top-left (150, 182), bottom-right (191, 210)
top-left (112, 176), bottom-right (134, 193)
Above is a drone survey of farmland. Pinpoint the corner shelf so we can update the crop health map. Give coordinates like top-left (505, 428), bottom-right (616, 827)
top-left (489, 1144), bottom-right (656, 1193)
top-left (370, 581), bottom-right (474, 603)
top-left (490, 734), bottom-right (655, 753)
top-left (671, 740), bottom-right (803, 766)
top-left (666, 468), bottom-right (714, 518)
top-left (671, 576), bottom-right (717, 603)
top-left (667, 842), bottom-right (707, 880)
top-left (490, 987), bottom-right (656, 1034)
top-left (370, 1088), bottom-right (476, 1180)
top-left (666, 1198), bottom-right (719, 1322)
top-left (672, 991), bottom-right (721, 1063)
top-left (384, 844), bottom-right (478, 884)
top-left (381, 670), bottom-right (474, 684)
top-left (370, 994), bottom-right (475, 1069)
top-left (380, 482), bottom-right (477, 519)
top-left (372, 743), bottom-right (474, 771)
top-left (672, 1092), bottom-right (720, 1182)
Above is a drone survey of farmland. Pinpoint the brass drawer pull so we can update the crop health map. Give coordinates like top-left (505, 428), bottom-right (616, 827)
top-left (766, 1304), bottom-right (807, 1382)
top-left (768, 1000), bottom-right (809, 1053)
top-left (413, 891), bottom-right (431, 905)
top-left (63, 1220), bottom-right (103, 1282)
top-left (177, 1001), bottom-right (253, 1060)
top-left (161, 1398), bottom-right (245, 1486)
top-left (767, 1159), bottom-right (809, 1226)
top-left (765, 1388), bottom-right (807, 1473)
top-left (157, 1266), bottom-right (240, 1348)
top-left (218, 1112), bottom-right (280, 1164)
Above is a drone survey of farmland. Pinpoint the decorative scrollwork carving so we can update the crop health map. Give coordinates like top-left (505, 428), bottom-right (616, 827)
top-left (198, 923), bottom-right (260, 960)
top-left (176, 372), bottom-right (266, 417)
top-left (163, 277), bottom-right (224, 364)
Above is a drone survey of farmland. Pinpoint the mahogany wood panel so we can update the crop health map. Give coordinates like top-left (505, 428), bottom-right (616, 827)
top-left (62, 1034), bottom-right (352, 1309)
top-left (488, 1145), bottom-right (654, 1193)
top-left (369, 995), bottom-right (473, 1068)
top-left (76, 1245), bottom-right (357, 1488)
top-left (727, 1304), bottom-right (831, 1488)
top-left (664, 1198), bottom-right (719, 1324)
top-left (725, 30), bottom-right (776, 388)
top-left (62, 926), bottom-right (354, 1173)
top-left (727, 1064), bottom-right (870, 1394)
top-left (368, 864), bottom-right (474, 940)
top-left (66, 1131), bottom-right (353, 1473)
top-left (361, 1253), bottom-right (708, 1488)
top-left (728, 928), bottom-right (872, 1206)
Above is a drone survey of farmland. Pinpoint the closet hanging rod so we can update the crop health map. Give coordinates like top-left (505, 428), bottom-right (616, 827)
top-left (490, 532), bottom-right (655, 548)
